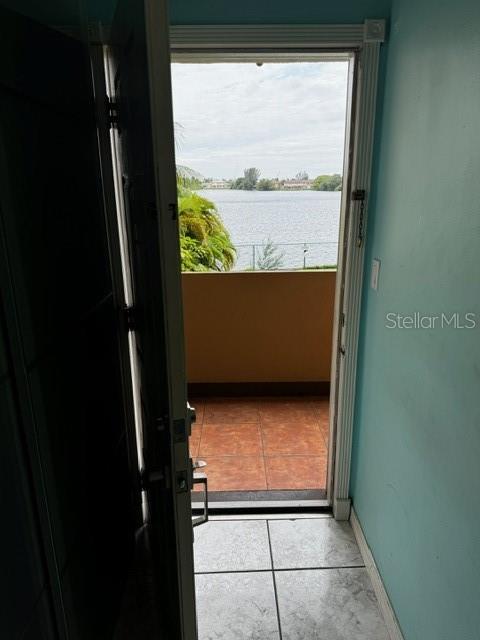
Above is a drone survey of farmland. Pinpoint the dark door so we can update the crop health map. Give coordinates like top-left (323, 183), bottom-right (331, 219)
top-left (0, 6), bottom-right (137, 639)
top-left (103, 0), bottom-right (197, 638)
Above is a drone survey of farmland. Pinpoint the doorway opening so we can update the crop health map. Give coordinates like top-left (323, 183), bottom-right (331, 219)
top-left (170, 55), bottom-right (354, 509)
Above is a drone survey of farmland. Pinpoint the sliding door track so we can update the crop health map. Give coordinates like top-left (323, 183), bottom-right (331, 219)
top-left (192, 489), bottom-right (330, 515)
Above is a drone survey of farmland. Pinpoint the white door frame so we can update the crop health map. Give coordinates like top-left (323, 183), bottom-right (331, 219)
top-left (146, 2), bottom-right (198, 636)
top-left (170, 20), bottom-right (386, 520)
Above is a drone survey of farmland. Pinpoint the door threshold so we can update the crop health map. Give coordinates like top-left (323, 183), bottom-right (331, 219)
top-left (209, 511), bottom-right (333, 520)
top-left (193, 499), bottom-right (330, 515)
top-left (191, 488), bottom-right (329, 515)
top-left (193, 489), bottom-right (326, 502)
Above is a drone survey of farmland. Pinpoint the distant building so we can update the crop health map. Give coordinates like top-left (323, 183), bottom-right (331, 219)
top-left (203, 179), bottom-right (231, 189)
top-left (282, 179), bottom-right (312, 190)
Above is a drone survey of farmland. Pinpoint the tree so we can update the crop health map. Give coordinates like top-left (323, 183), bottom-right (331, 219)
top-left (177, 181), bottom-right (236, 272)
top-left (256, 178), bottom-right (276, 191)
top-left (256, 239), bottom-right (285, 270)
top-left (174, 122), bottom-right (235, 271)
top-left (176, 164), bottom-right (203, 190)
top-left (231, 167), bottom-right (260, 190)
top-left (230, 177), bottom-right (246, 190)
top-left (295, 171), bottom-right (309, 181)
top-left (244, 167), bottom-right (260, 189)
top-left (312, 174), bottom-right (342, 191)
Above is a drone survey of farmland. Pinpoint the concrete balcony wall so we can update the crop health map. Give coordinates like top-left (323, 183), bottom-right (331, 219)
top-left (182, 271), bottom-right (336, 383)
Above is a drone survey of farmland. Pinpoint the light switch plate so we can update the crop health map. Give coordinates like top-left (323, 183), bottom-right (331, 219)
top-left (371, 259), bottom-right (380, 290)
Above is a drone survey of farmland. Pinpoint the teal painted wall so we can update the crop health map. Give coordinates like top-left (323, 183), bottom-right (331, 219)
top-left (0, 0), bottom-right (391, 32)
top-left (83, 0), bottom-right (391, 25)
top-left (350, 0), bottom-right (480, 638)
top-left (0, 0), bottom-right (84, 25)
top-left (0, 1), bottom-right (391, 34)
top-left (167, 0), bottom-right (390, 25)
top-left (84, 0), bottom-right (390, 25)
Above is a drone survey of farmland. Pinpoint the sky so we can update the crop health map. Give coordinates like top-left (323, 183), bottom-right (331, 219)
top-left (170, 61), bottom-right (349, 181)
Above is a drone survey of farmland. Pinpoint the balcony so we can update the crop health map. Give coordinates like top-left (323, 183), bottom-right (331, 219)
top-left (182, 270), bottom-right (335, 497)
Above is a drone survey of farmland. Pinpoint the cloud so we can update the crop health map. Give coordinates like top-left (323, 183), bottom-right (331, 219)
top-left (171, 61), bottom-right (349, 179)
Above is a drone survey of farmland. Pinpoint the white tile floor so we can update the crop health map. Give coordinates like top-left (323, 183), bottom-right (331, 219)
top-left (194, 516), bottom-right (390, 640)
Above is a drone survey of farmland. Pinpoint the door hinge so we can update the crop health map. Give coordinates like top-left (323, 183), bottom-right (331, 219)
top-left (173, 418), bottom-right (187, 443)
top-left (173, 405), bottom-right (196, 442)
top-left (107, 96), bottom-right (119, 128)
top-left (168, 202), bottom-right (178, 220)
top-left (122, 306), bottom-right (136, 331)
top-left (352, 189), bottom-right (366, 201)
top-left (352, 189), bottom-right (366, 247)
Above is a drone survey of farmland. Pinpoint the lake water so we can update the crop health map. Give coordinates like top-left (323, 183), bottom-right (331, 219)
top-left (199, 189), bottom-right (341, 271)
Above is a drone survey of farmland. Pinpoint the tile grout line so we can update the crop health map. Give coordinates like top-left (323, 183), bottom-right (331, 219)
top-left (258, 412), bottom-right (270, 490)
top-left (194, 564), bottom-right (366, 576)
top-left (195, 418), bottom-right (204, 461)
top-left (256, 405), bottom-right (266, 488)
top-left (209, 516), bottom-right (332, 523)
top-left (194, 400), bottom-right (205, 460)
top-left (196, 420), bottom-right (202, 460)
top-left (191, 453), bottom-right (329, 458)
top-left (266, 520), bottom-right (284, 640)
top-left (314, 409), bottom-right (329, 455)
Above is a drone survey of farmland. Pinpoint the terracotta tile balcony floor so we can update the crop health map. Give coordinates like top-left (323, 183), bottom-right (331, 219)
top-left (189, 396), bottom-right (329, 494)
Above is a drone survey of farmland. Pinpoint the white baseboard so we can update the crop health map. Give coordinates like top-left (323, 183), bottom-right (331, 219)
top-left (350, 508), bottom-right (405, 640)
top-left (333, 497), bottom-right (352, 521)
